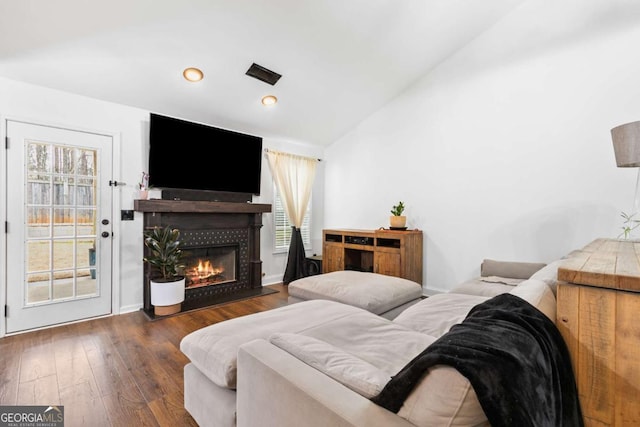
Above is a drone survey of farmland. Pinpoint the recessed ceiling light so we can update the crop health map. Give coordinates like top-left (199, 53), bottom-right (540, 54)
top-left (261, 95), bottom-right (278, 106)
top-left (183, 67), bottom-right (204, 82)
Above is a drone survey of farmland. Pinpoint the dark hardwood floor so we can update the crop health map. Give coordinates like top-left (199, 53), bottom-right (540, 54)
top-left (0, 284), bottom-right (290, 426)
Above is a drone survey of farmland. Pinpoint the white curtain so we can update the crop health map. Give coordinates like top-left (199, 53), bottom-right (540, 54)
top-left (266, 150), bottom-right (317, 228)
top-left (267, 149), bottom-right (318, 284)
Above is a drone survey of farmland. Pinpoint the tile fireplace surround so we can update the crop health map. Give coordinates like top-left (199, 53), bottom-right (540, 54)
top-left (134, 199), bottom-right (272, 319)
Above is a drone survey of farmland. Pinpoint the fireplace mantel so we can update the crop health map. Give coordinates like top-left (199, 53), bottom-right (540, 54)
top-left (134, 199), bottom-right (271, 214)
top-left (134, 198), bottom-right (273, 318)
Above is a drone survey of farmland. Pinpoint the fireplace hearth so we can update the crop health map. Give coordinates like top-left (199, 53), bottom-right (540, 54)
top-left (134, 198), bottom-right (273, 318)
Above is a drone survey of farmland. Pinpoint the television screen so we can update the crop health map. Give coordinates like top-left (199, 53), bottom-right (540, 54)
top-left (148, 113), bottom-right (263, 195)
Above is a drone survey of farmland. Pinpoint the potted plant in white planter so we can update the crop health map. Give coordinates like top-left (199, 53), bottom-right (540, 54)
top-left (144, 225), bottom-right (186, 316)
top-left (390, 201), bottom-right (407, 229)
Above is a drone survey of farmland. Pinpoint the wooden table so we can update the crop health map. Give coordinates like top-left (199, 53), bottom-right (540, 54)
top-left (557, 238), bottom-right (640, 426)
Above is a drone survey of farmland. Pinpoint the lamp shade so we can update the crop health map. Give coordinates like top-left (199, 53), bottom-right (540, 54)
top-left (612, 121), bottom-right (640, 167)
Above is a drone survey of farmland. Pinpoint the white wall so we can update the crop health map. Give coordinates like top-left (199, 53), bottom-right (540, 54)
top-left (0, 77), bottom-right (322, 335)
top-left (324, 0), bottom-right (640, 293)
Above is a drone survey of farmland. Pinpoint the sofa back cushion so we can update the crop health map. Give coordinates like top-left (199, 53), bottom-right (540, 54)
top-left (529, 259), bottom-right (564, 296)
top-left (393, 293), bottom-right (489, 338)
top-left (481, 259), bottom-right (547, 279)
top-left (449, 278), bottom-right (521, 298)
top-left (509, 279), bottom-right (556, 322)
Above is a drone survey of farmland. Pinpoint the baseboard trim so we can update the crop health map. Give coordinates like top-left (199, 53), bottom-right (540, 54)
top-left (119, 303), bottom-right (143, 314)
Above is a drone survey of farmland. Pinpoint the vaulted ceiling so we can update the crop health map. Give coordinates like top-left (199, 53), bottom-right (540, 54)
top-left (0, 0), bottom-right (524, 146)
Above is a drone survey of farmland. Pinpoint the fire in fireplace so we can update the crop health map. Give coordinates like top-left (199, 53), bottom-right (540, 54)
top-left (182, 245), bottom-right (237, 289)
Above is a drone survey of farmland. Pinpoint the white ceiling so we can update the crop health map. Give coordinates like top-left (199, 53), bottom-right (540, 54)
top-left (0, 0), bottom-right (524, 146)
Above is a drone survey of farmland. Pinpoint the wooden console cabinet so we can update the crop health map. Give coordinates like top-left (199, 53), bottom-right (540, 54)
top-left (557, 238), bottom-right (640, 426)
top-left (322, 228), bottom-right (423, 284)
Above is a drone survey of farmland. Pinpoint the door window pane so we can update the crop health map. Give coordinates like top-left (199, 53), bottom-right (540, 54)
top-left (77, 272), bottom-right (97, 297)
top-left (53, 176), bottom-right (75, 205)
top-left (52, 240), bottom-right (74, 270)
top-left (77, 150), bottom-right (96, 176)
top-left (76, 178), bottom-right (95, 206)
top-left (27, 207), bottom-right (51, 238)
top-left (27, 240), bottom-right (50, 272)
top-left (77, 209), bottom-right (96, 237)
top-left (27, 143), bottom-right (51, 173)
top-left (53, 275), bottom-right (74, 300)
top-left (27, 273), bottom-right (51, 304)
top-left (76, 239), bottom-right (94, 269)
top-left (54, 146), bottom-right (75, 174)
top-left (53, 208), bottom-right (74, 236)
top-left (27, 181), bottom-right (51, 205)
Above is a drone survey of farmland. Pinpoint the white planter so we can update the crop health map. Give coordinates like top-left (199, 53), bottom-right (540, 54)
top-left (150, 277), bottom-right (185, 315)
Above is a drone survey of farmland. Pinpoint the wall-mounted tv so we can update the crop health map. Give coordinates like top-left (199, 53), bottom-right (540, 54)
top-left (148, 113), bottom-right (263, 195)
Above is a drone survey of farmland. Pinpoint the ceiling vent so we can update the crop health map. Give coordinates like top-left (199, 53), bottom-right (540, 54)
top-left (245, 63), bottom-right (282, 86)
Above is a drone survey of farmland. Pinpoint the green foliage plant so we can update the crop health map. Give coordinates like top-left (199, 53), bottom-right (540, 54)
top-left (391, 201), bottom-right (405, 216)
top-left (143, 225), bottom-right (185, 282)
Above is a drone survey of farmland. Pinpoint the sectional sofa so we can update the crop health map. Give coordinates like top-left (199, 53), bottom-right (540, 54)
top-left (180, 258), bottom-right (566, 427)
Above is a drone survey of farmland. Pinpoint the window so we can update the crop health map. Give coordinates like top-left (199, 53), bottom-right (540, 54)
top-left (274, 185), bottom-right (312, 252)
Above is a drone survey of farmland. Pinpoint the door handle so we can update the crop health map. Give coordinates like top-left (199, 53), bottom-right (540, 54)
top-left (101, 231), bottom-right (110, 238)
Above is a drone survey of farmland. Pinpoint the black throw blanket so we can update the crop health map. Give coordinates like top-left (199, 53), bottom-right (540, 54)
top-left (371, 293), bottom-right (583, 427)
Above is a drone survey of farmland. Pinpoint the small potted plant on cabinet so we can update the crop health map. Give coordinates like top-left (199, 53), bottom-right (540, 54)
top-left (144, 225), bottom-right (186, 316)
top-left (390, 201), bottom-right (407, 229)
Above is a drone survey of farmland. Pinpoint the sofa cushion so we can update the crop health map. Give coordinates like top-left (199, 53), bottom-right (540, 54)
top-left (398, 366), bottom-right (488, 427)
top-left (481, 259), bottom-right (546, 279)
top-left (269, 333), bottom-right (391, 399)
top-left (298, 310), bottom-right (435, 377)
top-left (180, 299), bottom-right (366, 389)
top-left (288, 270), bottom-right (423, 315)
top-left (508, 279), bottom-right (556, 322)
top-left (393, 293), bottom-right (489, 338)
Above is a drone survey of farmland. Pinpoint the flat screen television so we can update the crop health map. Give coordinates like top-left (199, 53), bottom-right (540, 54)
top-left (148, 113), bottom-right (263, 195)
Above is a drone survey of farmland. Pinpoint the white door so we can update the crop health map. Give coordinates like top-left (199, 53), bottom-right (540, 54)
top-left (5, 120), bottom-right (113, 333)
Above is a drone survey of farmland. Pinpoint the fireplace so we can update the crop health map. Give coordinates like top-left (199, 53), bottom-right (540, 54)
top-left (179, 227), bottom-right (252, 306)
top-left (183, 245), bottom-right (238, 288)
top-left (134, 198), bottom-right (273, 318)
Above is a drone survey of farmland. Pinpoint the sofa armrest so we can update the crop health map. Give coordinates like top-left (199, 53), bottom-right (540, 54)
top-left (237, 339), bottom-right (413, 427)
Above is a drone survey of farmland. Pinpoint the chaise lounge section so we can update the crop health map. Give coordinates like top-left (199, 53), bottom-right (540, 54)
top-left (180, 300), bottom-right (367, 426)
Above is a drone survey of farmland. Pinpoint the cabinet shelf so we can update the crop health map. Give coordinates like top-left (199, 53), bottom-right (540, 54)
top-left (322, 228), bottom-right (423, 284)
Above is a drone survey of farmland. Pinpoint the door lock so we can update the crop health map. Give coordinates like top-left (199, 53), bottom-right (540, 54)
top-left (102, 219), bottom-right (109, 225)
